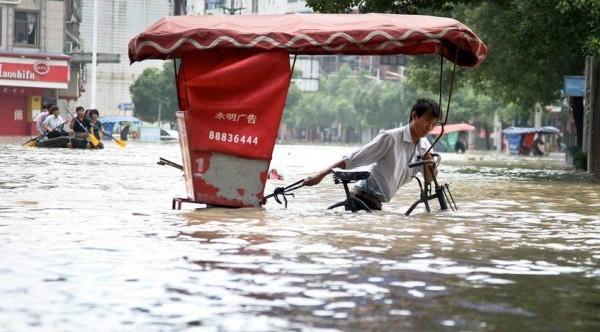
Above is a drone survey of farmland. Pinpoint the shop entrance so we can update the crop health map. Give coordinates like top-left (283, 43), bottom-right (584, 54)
top-left (0, 95), bottom-right (29, 136)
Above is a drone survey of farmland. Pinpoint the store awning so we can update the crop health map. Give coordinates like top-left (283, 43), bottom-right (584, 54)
top-left (502, 126), bottom-right (560, 135)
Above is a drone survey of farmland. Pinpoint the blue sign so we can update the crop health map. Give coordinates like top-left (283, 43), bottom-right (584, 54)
top-left (117, 103), bottom-right (135, 111)
top-left (564, 76), bottom-right (585, 97)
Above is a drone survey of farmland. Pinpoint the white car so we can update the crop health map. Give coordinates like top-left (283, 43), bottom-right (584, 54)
top-left (160, 129), bottom-right (179, 141)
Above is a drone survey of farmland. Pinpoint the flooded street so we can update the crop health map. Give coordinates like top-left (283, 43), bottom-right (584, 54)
top-left (1, 139), bottom-right (599, 331)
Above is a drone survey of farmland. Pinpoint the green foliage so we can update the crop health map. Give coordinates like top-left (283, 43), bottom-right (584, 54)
top-left (305, 0), bottom-right (600, 114)
top-left (283, 61), bottom-right (517, 144)
top-left (129, 61), bottom-right (178, 124)
top-left (305, 0), bottom-right (464, 14)
top-left (574, 151), bottom-right (588, 170)
top-left (557, 0), bottom-right (600, 56)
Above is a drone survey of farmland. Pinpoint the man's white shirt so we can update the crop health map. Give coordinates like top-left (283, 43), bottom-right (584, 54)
top-left (342, 124), bottom-right (430, 202)
top-left (43, 115), bottom-right (65, 131)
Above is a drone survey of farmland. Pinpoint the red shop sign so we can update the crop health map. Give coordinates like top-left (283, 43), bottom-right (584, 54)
top-left (0, 61), bottom-right (68, 83)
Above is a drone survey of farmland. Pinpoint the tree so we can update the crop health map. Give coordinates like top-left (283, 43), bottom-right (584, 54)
top-left (305, 0), bottom-right (471, 14)
top-left (305, 0), bottom-right (600, 115)
top-left (129, 61), bottom-right (178, 124)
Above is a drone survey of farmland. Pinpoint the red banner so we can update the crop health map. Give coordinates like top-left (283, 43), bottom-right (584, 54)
top-left (0, 56), bottom-right (69, 88)
top-left (178, 49), bottom-right (291, 160)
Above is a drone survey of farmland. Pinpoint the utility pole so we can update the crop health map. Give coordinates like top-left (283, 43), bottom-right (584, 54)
top-left (584, 56), bottom-right (600, 175)
top-left (222, 0), bottom-right (244, 15)
top-left (91, 0), bottom-right (98, 108)
top-left (158, 103), bottom-right (162, 129)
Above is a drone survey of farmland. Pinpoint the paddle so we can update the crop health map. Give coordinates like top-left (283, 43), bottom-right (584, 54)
top-left (90, 124), bottom-right (126, 148)
top-left (64, 108), bottom-right (100, 147)
top-left (22, 121), bottom-right (68, 147)
top-left (23, 133), bottom-right (47, 147)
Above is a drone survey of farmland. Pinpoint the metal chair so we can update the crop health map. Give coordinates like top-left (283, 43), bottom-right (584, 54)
top-left (405, 153), bottom-right (458, 216)
top-left (327, 168), bottom-right (372, 213)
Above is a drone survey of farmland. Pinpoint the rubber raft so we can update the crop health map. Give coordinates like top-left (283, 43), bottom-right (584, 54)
top-left (35, 137), bottom-right (104, 149)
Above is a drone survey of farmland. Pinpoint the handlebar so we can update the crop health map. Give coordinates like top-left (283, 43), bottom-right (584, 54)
top-left (408, 153), bottom-right (442, 169)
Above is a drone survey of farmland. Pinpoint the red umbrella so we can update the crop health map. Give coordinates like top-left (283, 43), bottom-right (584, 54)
top-left (429, 123), bottom-right (474, 135)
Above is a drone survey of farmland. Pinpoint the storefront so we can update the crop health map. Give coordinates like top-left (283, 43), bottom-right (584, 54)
top-left (0, 52), bottom-right (70, 136)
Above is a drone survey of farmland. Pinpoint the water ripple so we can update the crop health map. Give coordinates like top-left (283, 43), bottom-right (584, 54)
top-left (1, 143), bottom-right (599, 330)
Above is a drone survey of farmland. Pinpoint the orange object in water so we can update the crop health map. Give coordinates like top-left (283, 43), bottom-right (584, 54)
top-left (268, 169), bottom-right (284, 180)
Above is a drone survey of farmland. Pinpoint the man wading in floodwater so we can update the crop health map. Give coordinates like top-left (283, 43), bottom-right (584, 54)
top-left (303, 97), bottom-right (440, 211)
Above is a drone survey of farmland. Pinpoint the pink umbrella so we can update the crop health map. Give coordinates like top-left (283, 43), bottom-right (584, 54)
top-left (429, 123), bottom-right (475, 135)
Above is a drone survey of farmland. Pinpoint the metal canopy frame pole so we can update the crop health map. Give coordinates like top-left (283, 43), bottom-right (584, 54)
top-left (423, 48), bottom-right (460, 157)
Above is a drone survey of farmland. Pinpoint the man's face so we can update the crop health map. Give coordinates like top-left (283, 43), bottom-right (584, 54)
top-left (411, 109), bottom-right (438, 139)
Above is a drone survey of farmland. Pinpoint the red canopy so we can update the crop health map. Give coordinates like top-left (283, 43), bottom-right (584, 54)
top-left (429, 123), bottom-right (475, 135)
top-left (129, 13), bottom-right (487, 67)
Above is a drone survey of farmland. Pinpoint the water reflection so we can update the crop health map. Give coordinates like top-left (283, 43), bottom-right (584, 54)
top-left (1, 140), bottom-right (599, 330)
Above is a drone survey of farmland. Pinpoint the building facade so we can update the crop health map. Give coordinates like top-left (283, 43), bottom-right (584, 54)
top-left (74, 0), bottom-right (311, 117)
top-left (76, 0), bottom-right (170, 116)
top-left (0, 0), bottom-right (71, 136)
top-left (191, 0), bottom-right (312, 15)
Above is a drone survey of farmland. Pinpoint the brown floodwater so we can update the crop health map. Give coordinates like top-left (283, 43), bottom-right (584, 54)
top-left (1, 138), bottom-right (599, 331)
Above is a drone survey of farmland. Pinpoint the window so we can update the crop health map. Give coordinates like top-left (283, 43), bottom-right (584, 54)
top-left (206, 0), bottom-right (223, 10)
top-left (14, 11), bottom-right (38, 46)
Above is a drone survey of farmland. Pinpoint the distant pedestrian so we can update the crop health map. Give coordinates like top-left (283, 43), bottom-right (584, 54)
top-left (454, 140), bottom-right (466, 153)
top-left (120, 124), bottom-right (131, 141)
top-left (533, 133), bottom-right (545, 156)
top-left (556, 134), bottom-right (565, 152)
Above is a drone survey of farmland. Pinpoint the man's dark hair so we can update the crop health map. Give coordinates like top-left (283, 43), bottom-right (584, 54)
top-left (410, 97), bottom-right (441, 122)
top-left (89, 109), bottom-right (99, 117)
top-left (76, 106), bottom-right (85, 112)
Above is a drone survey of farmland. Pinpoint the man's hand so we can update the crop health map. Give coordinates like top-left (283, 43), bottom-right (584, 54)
top-left (422, 153), bottom-right (437, 183)
top-left (303, 173), bottom-right (325, 186)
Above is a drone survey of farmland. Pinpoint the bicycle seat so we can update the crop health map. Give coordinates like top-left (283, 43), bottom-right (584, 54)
top-left (332, 168), bottom-right (370, 183)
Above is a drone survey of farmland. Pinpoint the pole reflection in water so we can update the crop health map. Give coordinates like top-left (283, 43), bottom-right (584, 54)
top-left (0, 139), bottom-right (599, 331)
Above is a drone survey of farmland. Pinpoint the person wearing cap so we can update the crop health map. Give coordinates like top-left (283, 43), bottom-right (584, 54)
top-left (303, 97), bottom-right (440, 211)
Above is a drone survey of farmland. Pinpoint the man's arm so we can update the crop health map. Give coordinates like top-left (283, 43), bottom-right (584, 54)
top-left (303, 160), bottom-right (346, 186)
top-left (36, 115), bottom-right (46, 132)
top-left (42, 117), bottom-right (53, 131)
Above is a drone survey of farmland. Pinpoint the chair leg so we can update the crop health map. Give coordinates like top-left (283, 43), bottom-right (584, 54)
top-left (436, 186), bottom-right (448, 211)
top-left (328, 200), bottom-right (348, 210)
top-left (350, 197), bottom-right (371, 212)
top-left (422, 190), bottom-right (431, 212)
top-left (405, 199), bottom-right (422, 216)
top-left (327, 197), bottom-right (372, 213)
